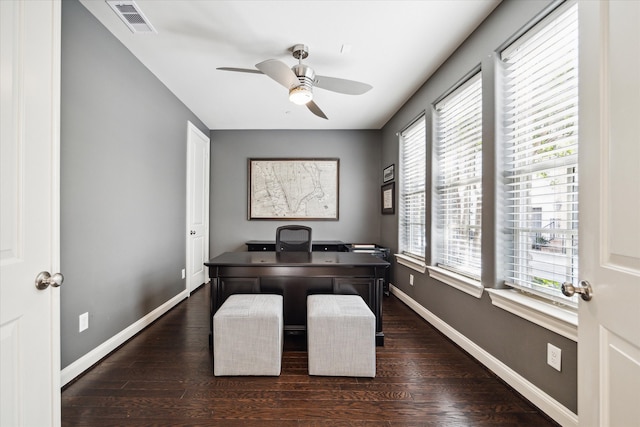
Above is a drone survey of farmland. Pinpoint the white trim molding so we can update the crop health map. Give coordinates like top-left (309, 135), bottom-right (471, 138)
top-left (390, 284), bottom-right (578, 427)
top-left (394, 253), bottom-right (427, 273)
top-left (487, 289), bottom-right (578, 342)
top-left (61, 290), bottom-right (189, 386)
top-left (427, 265), bottom-right (484, 298)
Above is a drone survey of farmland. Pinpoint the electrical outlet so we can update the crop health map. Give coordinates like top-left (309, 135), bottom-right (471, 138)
top-left (79, 312), bottom-right (89, 333)
top-left (547, 343), bottom-right (562, 371)
top-left (181, 268), bottom-right (186, 279)
top-left (409, 274), bottom-right (414, 286)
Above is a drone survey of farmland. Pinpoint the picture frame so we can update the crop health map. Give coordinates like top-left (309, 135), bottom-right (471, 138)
top-left (248, 158), bottom-right (339, 220)
top-left (381, 182), bottom-right (395, 215)
top-left (383, 164), bottom-right (395, 183)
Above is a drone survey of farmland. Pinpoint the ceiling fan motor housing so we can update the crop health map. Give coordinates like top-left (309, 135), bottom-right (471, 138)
top-left (292, 64), bottom-right (315, 92)
top-left (288, 64), bottom-right (315, 104)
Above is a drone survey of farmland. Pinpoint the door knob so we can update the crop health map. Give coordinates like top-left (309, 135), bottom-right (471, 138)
top-left (190, 230), bottom-right (196, 235)
top-left (35, 271), bottom-right (64, 290)
top-left (561, 280), bottom-right (593, 301)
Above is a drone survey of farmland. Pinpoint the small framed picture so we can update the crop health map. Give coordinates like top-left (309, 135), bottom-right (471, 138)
top-left (381, 182), bottom-right (395, 215)
top-left (383, 164), bottom-right (395, 183)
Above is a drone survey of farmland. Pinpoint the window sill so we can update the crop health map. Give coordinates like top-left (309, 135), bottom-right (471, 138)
top-left (426, 265), bottom-right (484, 298)
top-left (394, 253), bottom-right (426, 273)
top-left (486, 289), bottom-right (578, 342)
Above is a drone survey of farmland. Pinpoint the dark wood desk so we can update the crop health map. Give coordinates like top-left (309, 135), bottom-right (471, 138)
top-left (205, 251), bottom-right (389, 346)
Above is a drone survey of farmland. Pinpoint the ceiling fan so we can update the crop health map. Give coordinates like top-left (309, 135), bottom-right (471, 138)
top-left (217, 44), bottom-right (373, 120)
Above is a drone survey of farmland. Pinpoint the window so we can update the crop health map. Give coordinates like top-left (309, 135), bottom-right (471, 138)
top-left (434, 73), bottom-right (483, 279)
top-left (399, 115), bottom-right (426, 260)
top-left (501, 2), bottom-right (579, 304)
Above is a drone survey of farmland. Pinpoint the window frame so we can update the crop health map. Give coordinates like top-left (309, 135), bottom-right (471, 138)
top-left (433, 71), bottom-right (483, 282)
top-left (500, 0), bottom-right (579, 307)
top-left (397, 114), bottom-right (427, 265)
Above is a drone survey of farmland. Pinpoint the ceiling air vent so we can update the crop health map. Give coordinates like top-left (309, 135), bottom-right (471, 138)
top-left (106, 1), bottom-right (157, 34)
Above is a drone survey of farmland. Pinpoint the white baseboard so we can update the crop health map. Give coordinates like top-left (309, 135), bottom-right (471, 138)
top-left (389, 285), bottom-right (578, 427)
top-left (61, 289), bottom-right (189, 386)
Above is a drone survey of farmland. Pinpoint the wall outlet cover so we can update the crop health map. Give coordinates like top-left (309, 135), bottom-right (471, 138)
top-left (547, 343), bottom-right (562, 371)
top-left (79, 312), bottom-right (89, 333)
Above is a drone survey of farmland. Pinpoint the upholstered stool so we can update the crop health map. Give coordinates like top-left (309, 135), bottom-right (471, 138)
top-left (307, 294), bottom-right (376, 377)
top-left (213, 294), bottom-right (283, 376)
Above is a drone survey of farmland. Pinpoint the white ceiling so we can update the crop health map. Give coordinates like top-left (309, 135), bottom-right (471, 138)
top-left (79, 0), bottom-right (500, 130)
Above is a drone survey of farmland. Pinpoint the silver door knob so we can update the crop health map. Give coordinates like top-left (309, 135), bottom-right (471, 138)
top-left (561, 280), bottom-right (593, 301)
top-left (35, 271), bottom-right (64, 290)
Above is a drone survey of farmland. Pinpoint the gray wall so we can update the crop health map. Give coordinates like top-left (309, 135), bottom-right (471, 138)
top-left (380, 0), bottom-right (577, 413)
top-left (209, 130), bottom-right (382, 256)
top-left (60, 0), bottom-right (208, 369)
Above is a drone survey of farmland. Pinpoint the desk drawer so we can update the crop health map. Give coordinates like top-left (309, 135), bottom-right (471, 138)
top-left (312, 244), bottom-right (341, 252)
top-left (247, 244), bottom-right (275, 251)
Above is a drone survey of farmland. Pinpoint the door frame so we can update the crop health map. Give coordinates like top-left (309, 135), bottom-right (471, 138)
top-left (185, 121), bottom-right (210, 294)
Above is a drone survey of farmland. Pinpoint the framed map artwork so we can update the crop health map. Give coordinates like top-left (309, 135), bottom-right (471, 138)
top-left (248, 158), bottom-right (339, 220)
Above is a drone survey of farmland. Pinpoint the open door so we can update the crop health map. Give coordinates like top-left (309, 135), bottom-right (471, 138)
top-left (186, 122), bottom-right (210, 294)
top-left (578, 1), bottom-right (640, 425)
top-left (0, 1), bottom-right (62, 425)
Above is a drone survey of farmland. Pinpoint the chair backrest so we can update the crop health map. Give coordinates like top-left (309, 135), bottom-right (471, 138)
top-left (275, 225), bottom-right (312, 252)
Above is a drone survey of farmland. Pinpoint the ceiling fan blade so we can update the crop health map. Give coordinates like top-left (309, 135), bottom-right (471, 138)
top-left (217, 67), bottom-right (263, 74)
top-left (306, 100), bottom-right (328, 120)
top-left (255, 59), bottom-right (300, 90)
top-left (314, 75), bottom-right (372, 95)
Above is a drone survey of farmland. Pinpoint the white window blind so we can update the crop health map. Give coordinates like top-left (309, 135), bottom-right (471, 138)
top-left (434, 73), bottom-right (483, 279)
top-left (501, 2), bottom-right (579, 304)
top-left (399, 116), bottom-right (426, 259)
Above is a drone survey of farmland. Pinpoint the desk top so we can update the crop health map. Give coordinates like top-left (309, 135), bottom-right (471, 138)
top-left (205, 251), bottom-right (390, 267)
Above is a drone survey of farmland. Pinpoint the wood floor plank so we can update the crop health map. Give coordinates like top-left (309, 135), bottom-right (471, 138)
top-left (62, 284), bottom-right (559, 426)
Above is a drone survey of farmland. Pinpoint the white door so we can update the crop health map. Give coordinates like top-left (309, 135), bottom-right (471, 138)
top-left (186, 122), bottom-right (210, 294)
top-left (0, 1), bottom-right (61, 426)
top-left (578, 1), bottom-right (640, 426)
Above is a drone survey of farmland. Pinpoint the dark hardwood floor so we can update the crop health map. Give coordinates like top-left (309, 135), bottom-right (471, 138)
top-left (62, 285), bottom-right (559, 426)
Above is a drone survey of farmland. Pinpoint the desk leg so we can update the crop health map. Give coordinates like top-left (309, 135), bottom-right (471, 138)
top-left (208, 280), bottom-right (212, 349)
top-left (375, 277), bottom-right (384, 346)
top-left (208, 278), bottom-right (219, 350)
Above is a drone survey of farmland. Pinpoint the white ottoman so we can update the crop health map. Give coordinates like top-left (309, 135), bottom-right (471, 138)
top-left (213, 294), bottom-right (283, 376)
top-left (307, 294), bottom-right (376, 377)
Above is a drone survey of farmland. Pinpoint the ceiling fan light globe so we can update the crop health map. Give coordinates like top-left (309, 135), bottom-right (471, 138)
top-left (289, 87), bottom-right (313, 105)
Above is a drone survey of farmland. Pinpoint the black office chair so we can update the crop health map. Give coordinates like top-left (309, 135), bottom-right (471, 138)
top-left (275, 225), bottom-right (312, 252)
